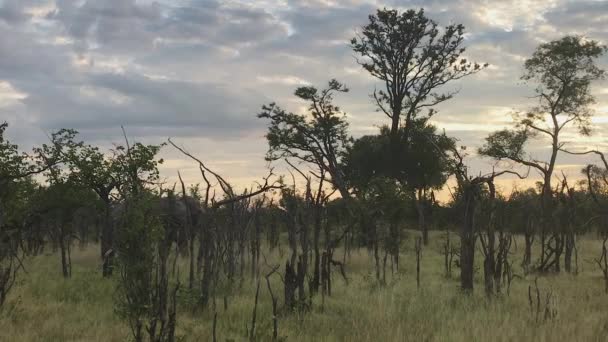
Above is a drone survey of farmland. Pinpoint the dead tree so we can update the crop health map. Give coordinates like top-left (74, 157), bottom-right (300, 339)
top-left (528, 278), bottom-right (558, 323)
top-left (479, 176), bottom-right (517, 296)
top-left (441, 230), bottom-right (457, 278)
top-left (169, 139), bottom-right (282, 310)
top-left (565, 150), bottom-right (608, 289)
top-left (557, 175), bottom-right (578, 274)
top-left (283, 259), bottom-right (306, 311)
top-left (248, 280), bottom-right (261, 341)
top-left (415, 236), bottom-right (422, 289)
top-left (323, 224), bottom-right (350, 297)
top-left (250, 198), bottom-right (265, 280)
top-left (177, 172), bottom-right (195, 289)
top-left (284, 159), bottom-right (335, 296)
top-left (264, 263), bottom-right (280, 341)
top-left (441, 144), bottom-right (526, 293)
top-left (0, 230), bottom-right (25, 308)
top-left (522, 216), bottom-right (535, 273)
top-left (595, 235), bottom-right (608, 294)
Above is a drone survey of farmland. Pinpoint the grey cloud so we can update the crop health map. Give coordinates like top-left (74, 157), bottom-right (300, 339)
top-left (544, 1), bottom-right (608, 36)
top-left (51, 0), bottom-right (288, 56)
top-left (285, 2), bottom-right (373, 41)
top-left (1, 0), bottom-right (607, 186)
top-left (0, 0), bottom-right (31, 24)
top-left (20, 72), bottom-right (267, 138)
top-left (50, 0), bottom-right (163, 53)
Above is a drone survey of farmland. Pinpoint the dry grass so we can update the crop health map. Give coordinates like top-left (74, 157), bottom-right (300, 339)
top-left (2, 231), bottom-right (608, 341)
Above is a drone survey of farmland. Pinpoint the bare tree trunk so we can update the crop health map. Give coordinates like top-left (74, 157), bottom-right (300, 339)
top-left (415, 237), bottom-right (421, 289)
top-left (58, 223), bottom-right (71, 278)
top-left (284, 261), bottom-right (297, 311)
top-left (522, 219), bottom-right (534, 271)
top-left (460, 186), bottom-right (477, 293)
top-left (199, 219), bottom-right (214, 309)
top-left (389, 221), bottom-right (399, 272)
top-left (416, 189), bottom-right (429, 245)
top-left (101, 199), bottom-right (113, 277)
top-left (564, 232), bottom-right (575, 273)
top-left (287, 215), bottom-right (297, 269)
top-left (595, 236), bottom-right (608, 294)
top-left (312, 208), bottom-right (322, 295)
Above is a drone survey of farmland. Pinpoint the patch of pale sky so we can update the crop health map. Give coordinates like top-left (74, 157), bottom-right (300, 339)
top-left (79, 85), bottom-right (132, 105)
top-left (256, 75), bottom-right (311, 86)
top-left (473, 0), bottom-right (559, 31)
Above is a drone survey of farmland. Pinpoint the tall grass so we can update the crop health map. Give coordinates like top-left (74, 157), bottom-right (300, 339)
top-left (1, 231), bottom-right (607, 341)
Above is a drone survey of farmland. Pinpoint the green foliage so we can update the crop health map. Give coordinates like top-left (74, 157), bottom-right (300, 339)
top-left (0, 122), bottom-right (75, 184)
top-left (480, 36), bottom-right (606, 183)
top-left (344, 119), bottom-right (454, 192)
top-left (114, 192), bottom-right (165, 339)
top-left (524, 36), bottom-right (605, 119)
top-left (258, 80), bottom-right (349, 165)
top-left (0, 177), bottom-right (37, 229)
top-left (113, 142), bottom-right (165, 195)
top-left (61, 132), bottom-right (165, 202)
top-left (0, 122), bottom-right (27, 181)
top-left (351, 8), bottom-right (486, 123)
top-left (30, 181), bottom-right (99, 224)
top-left (522, 36), bottom-right (606, 135)
top-left (343, 132), bottom-right (390, 193)
top-left (502, 187), bottom-right (540, 234)
top-left (258, 79), bottom-right (351, 197)
top-left (478, 129), bottom-right (529, 161)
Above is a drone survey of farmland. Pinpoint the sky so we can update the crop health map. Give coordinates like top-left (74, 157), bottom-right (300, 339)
top-left (1, 0), bottom-right (607, 197)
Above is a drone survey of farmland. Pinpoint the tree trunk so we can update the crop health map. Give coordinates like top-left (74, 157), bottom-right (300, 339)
top-left (416, 190), bottom-right (429, 246)
top-left (59, 226), bottom-right (71, 278)
top-left (460, 186), bottom-right (477, 293)
top-left (564, 232), bottom-right (575, 273)
top-left (389, 221), bottom-right (399, 272)
top-left (523, 221), bottom-right (533, 269)
top-left (312, 208), bottom-right (321, 294)
top-left (101, 199), bottom-right (113, 277)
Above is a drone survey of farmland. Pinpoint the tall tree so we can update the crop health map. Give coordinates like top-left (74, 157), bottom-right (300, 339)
top-left (258, 79), bottom-right (351, 199)
top-left (479, 35), bottom-right (606, 272)
top-left (344, 119), bottom-right (454, 244)
top-left (351, 8), bottom-right (485, 173)
top-left (65, 133), bottom-right (164, 277)
top-left (0, 122), bottom-right (72, 306)
top-left (65, 144), bottom-right (122, 277)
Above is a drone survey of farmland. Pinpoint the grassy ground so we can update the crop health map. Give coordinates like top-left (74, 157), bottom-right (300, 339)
top-left (1, 231), bottom-right (608, 341)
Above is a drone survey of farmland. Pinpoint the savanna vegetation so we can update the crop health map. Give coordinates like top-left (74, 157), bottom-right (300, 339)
top-left (1, 8), bottom-right (608, 342)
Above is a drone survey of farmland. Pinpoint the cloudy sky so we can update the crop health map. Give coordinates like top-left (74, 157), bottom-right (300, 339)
top-left (1, 0), bottom-right (607, 195)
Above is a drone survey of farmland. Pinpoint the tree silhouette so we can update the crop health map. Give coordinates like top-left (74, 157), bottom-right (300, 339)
top-left (352, 8), bottom-right (486, 174)
top-left (480, 35), bottom-right (606, 272)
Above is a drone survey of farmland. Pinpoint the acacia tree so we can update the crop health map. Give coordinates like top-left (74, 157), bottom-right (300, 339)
top-left (64, 134), bottom-right (164, 277)
top-left (398, 120), bottom-right (453, 245)
top-left (0, 122), bottom-right (34, 308)
top-left (257, 79), bottom-right (351, 199)
top-left (351, 8), bottom-right (486, 172)
top-left (0, 122), bottom-right (73, 306)
top-left (111, 133), bottom-right (175, 342)
top-left (65, 144), bottom-right (122, 277)
top-left (344, 119), bottom-right (453, 245)
top-left (258, 79), bottom-right (353, 297)
top-left (480, 36), bottom-right (606, 272)
top-left (30, 180), bottom-right (99, 278)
